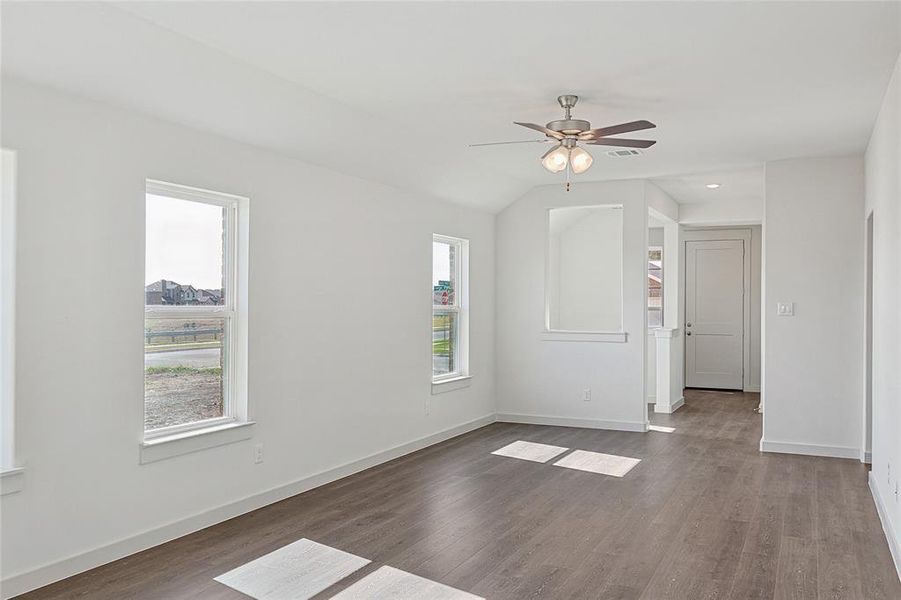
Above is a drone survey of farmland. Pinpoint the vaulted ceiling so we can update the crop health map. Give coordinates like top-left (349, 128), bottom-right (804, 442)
top-left (2, 1), bottom-right (899, 211)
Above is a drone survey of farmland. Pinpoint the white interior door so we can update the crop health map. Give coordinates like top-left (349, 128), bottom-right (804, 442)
top-left (685, 239), bottom-right (744, 389)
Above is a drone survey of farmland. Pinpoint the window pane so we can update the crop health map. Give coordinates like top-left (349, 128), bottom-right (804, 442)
top-left (432, 240), bottom-right (456, 306)
top-left (648, 248), bottom-right (663, 327)
top-left (432, 311), bottom-right (457, 377)
top-left (145, 194), bottom-right (225, 306)
top-left (144, 317), bottom-right (225, 431)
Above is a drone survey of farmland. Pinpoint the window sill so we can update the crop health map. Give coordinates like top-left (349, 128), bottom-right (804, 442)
top-left (540, 331), bottom-right (628, 343)
top-left (140, 421), bottom-right (255, 464)
top-left (1, 467), bottom-right (25, 496)
top-left (431, 376), bottom-right (472, 394)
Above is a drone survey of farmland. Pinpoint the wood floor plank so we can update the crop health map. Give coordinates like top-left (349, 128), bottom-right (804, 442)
top-left (15, 390), bottom-right (900, 600)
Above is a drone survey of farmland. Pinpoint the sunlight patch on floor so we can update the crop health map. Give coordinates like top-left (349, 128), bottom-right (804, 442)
top-left (491, 440), bottom-right (570, 463)
top-left (553, 450), bottom-right (641, 477)
top-left (649, 424), bottom-right (676, 433)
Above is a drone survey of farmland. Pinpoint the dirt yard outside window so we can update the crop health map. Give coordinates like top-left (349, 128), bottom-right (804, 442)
top-left (144, 367), bottom-right (223, 431)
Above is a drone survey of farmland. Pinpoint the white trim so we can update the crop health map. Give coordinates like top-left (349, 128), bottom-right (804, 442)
top-left (869, 472), bottom-right (901, 581)
top-left (744, 385), bottom-right (761, 393)
top-left (759, 438), bottom-right (859, 459)
top-left (682, 228), bottom-right (753, 392)
top-left (0, 414), bottom-right (497, 599)
top-left (0, 467), bottom-right (24, 496)
top-left (654, 397), bottom-right (684, 414)
top-left (140, 421), bottom-right (256, 464)
top-left (862, 210), bottom-right (875, 471)
top-left (495, 412), bottom-right (647, 432)
top-left (1, 149), bottom-right (17, 472)
top-left (431, 376), bottom-right (472, 395)
top-left (653, 327), bottom-right (681, 339)
top-left (143, 180), bottom-right (250, 441)
top-left (146, 179), bottom-right (247, 207)
top-left (431, 234), bottom-right (469, 383)
top-left (540, 331), bottom-right (628, 343)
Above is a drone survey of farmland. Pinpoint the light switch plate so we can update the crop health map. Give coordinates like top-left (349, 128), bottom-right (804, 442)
top-left (776, 302), bottom-right (794, 316)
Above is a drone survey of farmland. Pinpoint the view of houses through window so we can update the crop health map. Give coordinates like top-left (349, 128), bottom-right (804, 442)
top-left (648, 247), bottom-right (663, 327)
top-left (144, 187), bottom-right (234, 435)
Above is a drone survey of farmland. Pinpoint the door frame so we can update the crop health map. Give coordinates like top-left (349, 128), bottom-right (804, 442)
top-left (682, 228), bottom-right (753, 392)
top-left (862, 210), bottom-right (874, 464)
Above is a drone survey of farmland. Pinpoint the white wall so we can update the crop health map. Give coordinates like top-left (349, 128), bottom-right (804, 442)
top-left (865, 55), bottom-right (900, 574)
top-left (495, 180), bottom-right (650, 430)
top-left (679, 197), bottom-right (763, 225)
top-left (550, 208), bottom-right (623, 331)
top-left (0, 78), bottom-right (497, 593)
top-left (762, 155), bottom-right (864, 457)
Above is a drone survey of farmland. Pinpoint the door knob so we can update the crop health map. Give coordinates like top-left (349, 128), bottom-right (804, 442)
top-left (687, 322), bottom-right (692, 327)
top-left (686, 332), bottom-right (692, 336)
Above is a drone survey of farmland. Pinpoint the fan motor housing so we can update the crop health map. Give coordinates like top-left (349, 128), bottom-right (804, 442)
top-left (546, 119), bottom-right (591, 135)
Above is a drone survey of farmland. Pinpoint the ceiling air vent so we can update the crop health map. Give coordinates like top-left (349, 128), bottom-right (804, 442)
top-left (605, 149), bottom-right (643, 157)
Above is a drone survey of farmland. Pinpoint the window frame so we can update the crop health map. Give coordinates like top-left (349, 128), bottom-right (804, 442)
top-left (432, 234), bottom-right (470, 384)
top-left (143, 180), bottom-right (249, 442)
top-left (648, 245), bottom-right (664, 329)
top-left (1, 149), bottom-right (18, 481)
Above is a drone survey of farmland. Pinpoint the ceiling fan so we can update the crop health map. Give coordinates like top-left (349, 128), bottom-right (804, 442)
top-left (471, 95), bottom-right (656, 190)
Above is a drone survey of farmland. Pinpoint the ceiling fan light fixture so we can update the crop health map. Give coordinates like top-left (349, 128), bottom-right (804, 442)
top-left (569, 146), bottom-right (593, 174)
top-left (541, 144), bottom-right (569, 173)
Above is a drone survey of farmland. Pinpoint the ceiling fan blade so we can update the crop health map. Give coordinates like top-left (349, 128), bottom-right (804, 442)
top-left (583, 138), bottom-right (657, 148)
top-left (469, 139), bottom-right (552, 147)
top-left (578, 120), bottom-right (656, 139)
top-left (514, 122), bottom-right (564, 139)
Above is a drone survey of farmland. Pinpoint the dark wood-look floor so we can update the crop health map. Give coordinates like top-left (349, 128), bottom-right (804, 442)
top-left (18, 390), bottom-right (900, 599)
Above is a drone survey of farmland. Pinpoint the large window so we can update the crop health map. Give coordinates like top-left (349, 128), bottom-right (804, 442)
top-left (432, 235), bottom-right (469, 382)
top-left (648, 247), bottom-right (663, 327)
top-left (144, 180), bottom-right (247, 439)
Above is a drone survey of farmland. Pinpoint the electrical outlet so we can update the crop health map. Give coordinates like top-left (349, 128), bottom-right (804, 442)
top-left (776, 302), bottom-right (794, 316)
top-left (253, 444), bottom-right (264, 464)
top-left (582, 388), bottom-right (591, 402)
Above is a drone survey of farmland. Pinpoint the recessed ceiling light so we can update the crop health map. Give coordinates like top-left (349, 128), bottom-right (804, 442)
top-left (706, 183), bottom-right (721, 189)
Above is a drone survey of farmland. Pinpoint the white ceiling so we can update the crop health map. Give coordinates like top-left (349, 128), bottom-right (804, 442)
top-left (654, 166), bottom-right (765, 206)
top-left (2, 1), bottom-right (899, 212)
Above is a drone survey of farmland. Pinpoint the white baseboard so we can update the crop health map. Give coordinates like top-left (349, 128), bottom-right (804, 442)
top-left (646, 395), bottom-right (656, 403)
top-left (744, 385), bottom-right (761, 393)
top-left (0, 413), bottom-right (497, 599)
top-left (869, 472), bottom-right (901, 581)
top-left (654, 397), bottom-right (684, 414)
top-left (495, 412), bottom-right (647, 432)
top-left (759, 438), bottom-right (859, 459)
top-left (862, 450), bottom-right (872, 464)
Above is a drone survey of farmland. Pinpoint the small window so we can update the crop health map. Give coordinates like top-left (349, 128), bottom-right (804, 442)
top-left (144, 181), bottom-right (247, 439)
top-left (432, 235), bottom-right (469, 382)
top-left (648, 247), bottom-right (663, 328)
